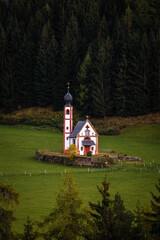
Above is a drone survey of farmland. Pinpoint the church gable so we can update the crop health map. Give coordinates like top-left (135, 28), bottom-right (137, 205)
top-left (79, 120), bottom-right (98, 137)
top-left (77, 120), bottom-right (98, 155)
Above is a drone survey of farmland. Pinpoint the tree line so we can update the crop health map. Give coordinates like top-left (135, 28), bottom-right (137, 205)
top-left (0, 172), bottom-right (160, 240)
top-left (0, 0), bottom-right (160, 116)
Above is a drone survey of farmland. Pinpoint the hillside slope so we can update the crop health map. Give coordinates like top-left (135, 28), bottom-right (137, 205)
top-left (0, 107), bottom-right (160, 135)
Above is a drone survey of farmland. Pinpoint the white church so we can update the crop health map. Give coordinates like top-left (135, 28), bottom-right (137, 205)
top-left (63, 85), bottom-right (99, 155)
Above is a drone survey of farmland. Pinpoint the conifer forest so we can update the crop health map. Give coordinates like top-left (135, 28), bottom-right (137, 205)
top-left (0, 0), bottom-right (160, 116)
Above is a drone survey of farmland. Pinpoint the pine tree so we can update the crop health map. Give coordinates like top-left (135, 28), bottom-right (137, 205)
top-left (0, 183), bottom-right (19, 240)
top-left (157, 30), bottom-right (160, 110)
top-left (20, 216), bottom-right (38, 240)
top-left (113, 52), bottom-right (128, 116)
top-left (17, 35), bottom-right (36, 107)
top-left (48, 33), bottom-right (59, 109)
top-left (144, 178), bottom-right (160, 240)
top-left (100, 0), bottom-right (126, 35)
top-left (133, 0), bottom-right (150, 33)
top-left (34, 23), bottom-right (58, 107)
top-left (4, 14), bottom-right (23, 111)
top-left (147, 31), bottom-right (159, 112)
top-left (127, 32), bottom-right (150, 115)
top-left (0, 0), bottom-right (9, 25)
top-left (77, 52), bottom-right (92, 116)
top-left (91, 37), bottom-right (113, 117)
top-left (88, 179), bottom-right (114, 240)
top-left (149, 0), bottom-right (160, 31)
top-left (88, 179), bottom-right (134, 240)
top-left (0, 24), bottom-right (18, 112)
top-left (133, 202), bottom-right (152, 240)
top-left (56, 14), bottom-right (80, 110)
top-left (124, 5), bottom-right (133, 32)
top-left (26, 9), bottom-right (45, 44)
top-left (0, 26), bottom-right (7, 111)
top-left (112, 192), bottom-right (134, 240)
top-left (38, 171), bottom-right (92, 240)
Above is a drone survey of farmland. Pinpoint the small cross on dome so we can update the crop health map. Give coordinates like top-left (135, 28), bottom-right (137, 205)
top-left (67, 82), bottom-right (70, 91)
top-left (64, 82), bottom-right (73, 106)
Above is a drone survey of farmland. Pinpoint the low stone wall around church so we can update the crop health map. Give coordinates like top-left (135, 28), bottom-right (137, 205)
top-left (35, 150), bottom-right (142, 168)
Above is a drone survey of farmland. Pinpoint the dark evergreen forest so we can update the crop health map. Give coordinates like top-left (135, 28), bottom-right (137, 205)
top-left (0, 0), bottom-right (160, 116)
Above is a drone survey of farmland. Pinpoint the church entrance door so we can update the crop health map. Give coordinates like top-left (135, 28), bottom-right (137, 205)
top-left (84, 146), bottom-right (90, 155)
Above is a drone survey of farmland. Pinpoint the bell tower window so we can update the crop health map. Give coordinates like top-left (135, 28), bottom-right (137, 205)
top-left (66, 109), bottom-right (70, 114)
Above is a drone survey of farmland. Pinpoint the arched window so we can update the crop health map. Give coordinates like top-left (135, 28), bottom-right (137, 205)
top-left (66, 109), bottom-right (69, 114)
top-left (85, 130), bottom-right (90, 136)
top-left (84, 137), bottom-right (90, 140)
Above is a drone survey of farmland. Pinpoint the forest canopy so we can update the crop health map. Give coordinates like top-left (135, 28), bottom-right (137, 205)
top-left (0, 0), bottom-right (160, 116)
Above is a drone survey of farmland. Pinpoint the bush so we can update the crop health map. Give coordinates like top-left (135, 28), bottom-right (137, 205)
top-left (110, 150), bottom-right (116, 153)
top-left (87, 151), bottom-right (92, 156)
top-left (108, 157), bottom-right (114, 164)
top-left (0, 109), bottom-right (64, 131)
top-left (118, 153), bottom-right (126, 159)
top-left (67, 144), bottom-right (77, 160)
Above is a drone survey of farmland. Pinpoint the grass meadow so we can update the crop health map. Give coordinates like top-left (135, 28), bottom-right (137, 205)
top-left (0, 124), bottom-right (160, 232)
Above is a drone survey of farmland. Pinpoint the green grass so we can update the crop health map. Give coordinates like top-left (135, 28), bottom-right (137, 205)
top-left (0, 124), bottom-right (160, 232)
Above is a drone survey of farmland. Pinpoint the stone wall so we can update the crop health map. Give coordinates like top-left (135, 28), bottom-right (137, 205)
top-left (35, 151), bottom-right (108, 168)
top-left (35, 150), bottom-right (142, 168)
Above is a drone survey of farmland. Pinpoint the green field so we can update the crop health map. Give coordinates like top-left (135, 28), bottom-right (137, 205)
top-left (0, 124), bottom-right (160, 232)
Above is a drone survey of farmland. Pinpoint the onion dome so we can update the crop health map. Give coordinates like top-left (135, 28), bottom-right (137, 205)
top-left (64, 83), bottom-right (73, 106)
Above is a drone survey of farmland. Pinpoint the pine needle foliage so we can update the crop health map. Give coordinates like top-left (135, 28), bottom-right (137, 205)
top-left (88, 178), bottom-right (134, 240)
top-left (0, 183), bottom-right (19, 240)
top-left (144, 178), bottom-right (160, 240)
top-left (38, 171), bottom-right (92, 240)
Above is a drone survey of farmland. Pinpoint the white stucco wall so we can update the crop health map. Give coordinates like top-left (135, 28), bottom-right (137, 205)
top-left (77, 120), bottom-right (98, 155)
top-left (64, 106), bottom-right (73, 151)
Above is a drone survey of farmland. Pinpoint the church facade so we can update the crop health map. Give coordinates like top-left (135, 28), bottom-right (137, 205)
top-left (63, 87), bottom-right (98, 155)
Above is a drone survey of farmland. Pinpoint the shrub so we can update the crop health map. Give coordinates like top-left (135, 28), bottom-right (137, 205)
top-left (67, 144), bottom-right (77, 160)
top-left (110, 150), bottom-right (116, 153)
top-left (108, 157), bottom-right (114, 164)
top-left (118, 153), bottom-right (125, 159)
top-left (87, 151), bottom-right (92, 156)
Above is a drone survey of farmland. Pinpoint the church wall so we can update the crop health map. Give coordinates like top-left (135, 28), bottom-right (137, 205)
top-left (77, 120), bottom-right (98, 155)
top-left (63, 106), bottom-right (73, 153)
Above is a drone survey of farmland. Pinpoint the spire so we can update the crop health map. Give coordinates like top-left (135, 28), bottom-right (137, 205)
top-left (64, 82), bottom-right (73, 106)
top-left (67, 82), bottom-right (70, 92)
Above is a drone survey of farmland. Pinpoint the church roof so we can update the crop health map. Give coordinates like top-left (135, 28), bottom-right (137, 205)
top-left (64, 83), bottom-right (73, 106)
top-left (69, 121), bottom-right (86, 138)
top-left (82, 140), bottom-right (95, 146)
top-left (64, 91), bottom-right (73, 106)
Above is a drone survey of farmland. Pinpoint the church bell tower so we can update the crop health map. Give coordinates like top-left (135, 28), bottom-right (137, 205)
top-left (63, 83), bottom-right (73, 153)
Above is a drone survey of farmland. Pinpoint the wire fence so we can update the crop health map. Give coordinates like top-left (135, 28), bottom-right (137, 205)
top-left (1, 149), bottom-right (160, 178)
top-left (1, 162), bottom-right (160, 178)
